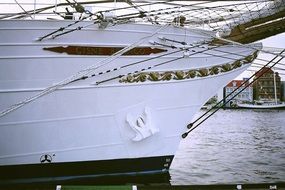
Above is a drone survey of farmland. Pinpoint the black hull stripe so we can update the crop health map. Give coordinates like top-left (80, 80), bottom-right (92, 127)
top-left (1, 169), bottom-right (169, 185)
top-left (0, 155), bottom-right (174, 185)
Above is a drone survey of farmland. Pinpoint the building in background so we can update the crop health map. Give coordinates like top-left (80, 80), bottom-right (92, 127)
top-left (224, 79), bottom-right (253, 107)
top-left (253, 67), bottom-right (282, 102)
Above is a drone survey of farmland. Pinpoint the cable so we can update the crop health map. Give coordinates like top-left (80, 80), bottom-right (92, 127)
top-left (13, 0), bottom-right (33, 19)
top-left (0, 24), bottom-right (169, 118)
top-left (34, 0), bottom-right (280, 41)
top-left (182, 48), bottom-right (285, 139)
top-left (95, 43), bottom-right (228, 85)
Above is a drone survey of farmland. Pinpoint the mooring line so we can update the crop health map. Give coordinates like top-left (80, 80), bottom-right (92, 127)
top-left (182, 48), bottom-right (285, 139)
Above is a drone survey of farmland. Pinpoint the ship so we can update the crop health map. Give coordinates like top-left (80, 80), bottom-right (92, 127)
top-left (0, 0), bottom-right (284, 184)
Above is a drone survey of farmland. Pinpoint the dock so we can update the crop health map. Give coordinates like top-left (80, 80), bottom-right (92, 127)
top-left (3, 183), bottom-right (285, 190)
top-left (55, 184), bottom-right (285, 190)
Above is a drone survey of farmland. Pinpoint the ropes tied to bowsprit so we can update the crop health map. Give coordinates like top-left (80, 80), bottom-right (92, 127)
top-left (35, 0), bottom-right (279, 41)
top-left (0, 24), bottom-right (170, 118)
top-left (182, 48), bottom-right (285, 139)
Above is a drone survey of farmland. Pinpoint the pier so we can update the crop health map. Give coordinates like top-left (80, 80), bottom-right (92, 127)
top-left (57, 184), bottom-right (285, 190)
top-left (3, 184), bottom-right (285, 190)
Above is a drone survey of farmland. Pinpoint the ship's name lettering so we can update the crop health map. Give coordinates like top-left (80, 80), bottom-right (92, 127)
top-left (75, 47), bottom-right (102, 55)
top-left (131, 48), bottom-right (146, 55)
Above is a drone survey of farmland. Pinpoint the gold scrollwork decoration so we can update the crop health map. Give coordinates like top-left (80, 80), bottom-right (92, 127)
top-left (119, 50), bottom-right (258, 83)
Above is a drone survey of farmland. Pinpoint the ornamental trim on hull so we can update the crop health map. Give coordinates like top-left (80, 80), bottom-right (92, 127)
top-left (119, 51), bottom-right (258, 83)
top-left (43, 46), bottom-right (167, 56)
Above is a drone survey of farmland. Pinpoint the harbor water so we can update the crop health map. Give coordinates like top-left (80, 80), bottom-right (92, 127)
top-left (170, 109), bottom-right (285, 185)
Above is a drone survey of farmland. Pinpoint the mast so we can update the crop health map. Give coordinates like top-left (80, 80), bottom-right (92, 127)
top-left (273, 71), bottom-right (278, 104)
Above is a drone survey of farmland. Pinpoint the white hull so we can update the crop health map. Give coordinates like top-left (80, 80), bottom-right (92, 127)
top-left (0, 68), bottom-right (249, 165)
top-left (0, 20), bottom-right (260, 181)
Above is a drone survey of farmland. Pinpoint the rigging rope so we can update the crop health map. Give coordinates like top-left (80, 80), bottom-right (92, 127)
top-left (182, 48), bottom-right (285, 139)
top-left (95, 42), bottom-right (227, 85)
top-left (146, 1), bottom-right (271, 26)
top-left (13, 0), bottom-right (33, 19)
top-left (0, 24), bottom-right (169, 118)
top-left (205, 46), bottom-right (285, 69)
top-left (37, 14), bottom-right (96, 41)
top-left (33, 0), bottom-right (282, 41)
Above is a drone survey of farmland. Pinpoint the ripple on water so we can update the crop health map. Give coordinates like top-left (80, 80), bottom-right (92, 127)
top-left (170, 109), bottom-right (285, 185)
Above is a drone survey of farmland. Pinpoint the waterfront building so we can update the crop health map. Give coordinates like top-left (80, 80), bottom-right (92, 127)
top-left (253, 67), bottom-right (282, 101)
top-left (224, 79), bottom-right (253, 107)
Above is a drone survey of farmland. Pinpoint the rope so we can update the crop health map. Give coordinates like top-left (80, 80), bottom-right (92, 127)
top-left (60, 39), bottom-right (216, 85)
top-left (95, 42), bottom-right (228, 85)
top-left (0, 24), bottom-right (169, 118)
top-left (93, 32), bottom-right (271, 86)
top-left (95, 56), bottom-right (185, 85)
top-left (33, 0), bottom-right (283, 41)
top-left (182, 48), bottom-right (285, 139)
top-left (13, 0), bottom-right (33, 19)
top-left (37, 14), bottom-right (97, 41)
top-left (151, 0), bottom-right (283, 34)
top-left (159, 38), bottom-right (285, 75)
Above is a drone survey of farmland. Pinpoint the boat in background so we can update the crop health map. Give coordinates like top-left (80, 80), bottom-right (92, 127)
top-left (237, 70), bottom-right (285, 109)
top-left (237, 101), bottom-right (285, 109)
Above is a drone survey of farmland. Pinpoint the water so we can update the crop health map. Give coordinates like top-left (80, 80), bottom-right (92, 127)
top-left (170, 109), bottom-right (285, 185)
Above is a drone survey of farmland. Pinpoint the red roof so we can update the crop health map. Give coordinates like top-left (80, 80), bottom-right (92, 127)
top-left (226, 80), bottom-right (251, 87)
top-left (254, 67), bottom-right (273, 78)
